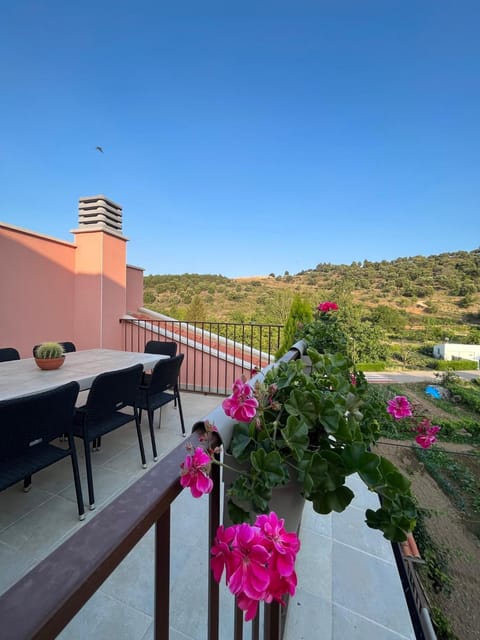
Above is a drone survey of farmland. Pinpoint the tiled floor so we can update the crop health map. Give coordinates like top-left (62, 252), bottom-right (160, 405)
top-left (288, 481), bottom-right (416, 640)
top-left (0, 392), bottom-right (415, 639)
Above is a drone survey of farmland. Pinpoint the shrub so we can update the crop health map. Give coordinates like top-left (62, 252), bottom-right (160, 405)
top-left (444, 383), bottom-right (480, 413)
top-left (357, 362), bottom-right (386, 371)
top-left (275, 294), bottom-right (313, 359)
top-left (432, 360), bottom-right (478, 371)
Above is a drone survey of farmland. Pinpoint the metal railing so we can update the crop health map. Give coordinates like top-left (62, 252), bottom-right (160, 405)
top-left (0, 346), bottom-right (302, 640)
top-left (121, 318), bottom-right (283, 395)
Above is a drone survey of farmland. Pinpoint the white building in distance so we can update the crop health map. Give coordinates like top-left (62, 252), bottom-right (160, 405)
top-left (433, 342), bottom-right (480, 364)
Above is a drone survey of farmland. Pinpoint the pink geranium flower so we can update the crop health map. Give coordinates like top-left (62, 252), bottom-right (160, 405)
top-left (210, 525), bottom-right (237, 582)
top-left (228, 523), bottom-right (270, 599)
top-left (317, 301), bottom-right (339, 312)
top-left (255, 512), bottom-right (300, 576)
top-left (415, 419), bottom-right (441, 449)
top-left (179, 447), bottom-right (213, 497)
top-left (222, 379), bottom-right (259, 422)
top-left (210, 512), bottom-right (300, 622)
top-left (264, 568), bottom-right (298, 605)
top-left (415, 434), bottom-right (438, 449)
top-left (387, 395), bottom-right (413, 420)
top-left (236, 593), bottom-right (260, 621)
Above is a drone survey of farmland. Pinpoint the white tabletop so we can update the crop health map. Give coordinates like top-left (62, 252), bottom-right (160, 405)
top-left (0, 349), bottom-right (167, 402)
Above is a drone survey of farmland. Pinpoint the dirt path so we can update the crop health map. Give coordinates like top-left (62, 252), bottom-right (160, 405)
top-left (375, 441), bottom-right (480, 640)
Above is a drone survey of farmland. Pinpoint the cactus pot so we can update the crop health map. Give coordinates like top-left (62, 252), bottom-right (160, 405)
top-left (34, 356), bottom-right (65, 370)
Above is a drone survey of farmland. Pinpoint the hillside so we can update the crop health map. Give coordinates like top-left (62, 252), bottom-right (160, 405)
top-left (143, 249), bottom-right (480, 342)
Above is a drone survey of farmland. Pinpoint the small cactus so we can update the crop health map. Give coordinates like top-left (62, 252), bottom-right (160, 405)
top-left (35, 342), bottom-right (65, 359)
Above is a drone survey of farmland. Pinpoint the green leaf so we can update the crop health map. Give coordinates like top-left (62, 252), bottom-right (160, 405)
top-left (365, 507), bottom-right (413, 542)
top-left (300, 452), bottom-right (328, 495)
top-left (250, 449), bottom-right (288, 486)
top-left (384, 470), bottom-right (411, 493)
top-left (341, 443), bottom-right (381, 486)
top-left (316, 397), bottom-right (346, 434)
top-left (281, 415), bottom-right (309, 461)
top-left (227, 499), bottom-right (251, 524)
top-left (285, 389), bottom-right (319, 427)
top-left (312, 486), bottom-right (354, 514)
top-left (250, 480), bottom-right (273, 513)
top-left (230, 422), bottom-right (253, 460)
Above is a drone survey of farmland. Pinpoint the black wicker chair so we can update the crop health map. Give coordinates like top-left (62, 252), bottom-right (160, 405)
top-left (0, 347), bottom-right (20, 362)
top-left (0, 382), bottom-right (85, 520)
top-left (143, 341), bottom-right (178, 391)
top-left (136, 354), bottom-right (186, 461)
top-left (144, 341), bottom-right (177, 358)
top-left (32, 341), bottom-right (76, 357)
top-left (73, 364), bottom-right (145, 510)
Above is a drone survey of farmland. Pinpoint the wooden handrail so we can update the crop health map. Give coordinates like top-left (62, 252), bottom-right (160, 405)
top-left (0, 345), bottom-right (304, 640)
top-left (0, 430), bottom-right (202, 640)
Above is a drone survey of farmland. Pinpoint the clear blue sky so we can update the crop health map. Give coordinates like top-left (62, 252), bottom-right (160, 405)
top-left (1, 1), bottom-right (479, 277)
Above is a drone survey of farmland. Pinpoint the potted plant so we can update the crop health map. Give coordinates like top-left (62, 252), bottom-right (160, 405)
top-left (220, 349), bottom-right (417, 537)
top-left (179, 347), bottom-right (418, 620)
top-left (178, 301), bottom-right (431, 621)
top-left (34, 341), bottom-right (66, 370)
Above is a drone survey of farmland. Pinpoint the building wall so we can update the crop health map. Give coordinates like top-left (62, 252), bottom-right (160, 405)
top-left (434, 343), bottom-right (480, 362)
top-left (126, 265), bottom-right (145, 315)
top-left (0, 223), bottom-right (76, 357)
top-left (0, 203), bottom-right (143, 356)
top-left (72, 229), bottom-right (128, 350)
top-left (72, 230), bottom-right (104, 349)
top-left (102, 232), bottom-right (128, 349)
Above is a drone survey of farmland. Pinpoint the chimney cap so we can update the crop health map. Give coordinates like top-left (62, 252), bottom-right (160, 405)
top-left (76, 195), bottom-right (124, 235)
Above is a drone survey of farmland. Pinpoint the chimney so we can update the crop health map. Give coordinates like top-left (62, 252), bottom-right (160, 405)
top-left (77, 195), bottom-right (124, 236)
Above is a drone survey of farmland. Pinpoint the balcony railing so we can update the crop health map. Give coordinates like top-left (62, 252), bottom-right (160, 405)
top-left (0, 345), bottom-right (302, 640)
top-left (121, 317), bottom-right (283, 395)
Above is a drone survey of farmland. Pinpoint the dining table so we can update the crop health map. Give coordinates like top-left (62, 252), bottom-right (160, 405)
top-left (0, 348), bottom-right (167, 402)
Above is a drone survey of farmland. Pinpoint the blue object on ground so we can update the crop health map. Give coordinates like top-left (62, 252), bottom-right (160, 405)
top-left (425, 385), bottom-right (441, 399)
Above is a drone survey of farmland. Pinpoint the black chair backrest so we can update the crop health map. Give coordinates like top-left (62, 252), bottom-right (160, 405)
top-left (144, 341), bottom-right (177, 358)
top-left (32, 341), bottom-right (76, 357)
top-left (0, 382), bottom-right (79, 462)
top-left (148, 354), bottom-right (184, 394)
top-left (60, 341), bottom-right (76, 353)
top-left (0, 347), bottom-right (20, 362)
top-left (84, 364), bottom-right (143, 424)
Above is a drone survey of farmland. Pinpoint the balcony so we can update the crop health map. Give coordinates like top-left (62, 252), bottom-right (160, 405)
top-left (0, 209), bottom-right (424, 638)
top-left (0, 381), bottom-right (416, 639)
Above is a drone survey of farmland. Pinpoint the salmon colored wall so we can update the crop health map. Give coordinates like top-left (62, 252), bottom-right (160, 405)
top-left (72, 231), bottom-right (102, 349)
top-left (0, 224), bottom-right (76, 358)
top-left (126, 265), bottom-right (144, 314)
top-left (72, 230), bottom-right (128, 350)
top-left (101, 232), bottom-right (127, 349)
top-left (0, 219), bottom-right (141, 358)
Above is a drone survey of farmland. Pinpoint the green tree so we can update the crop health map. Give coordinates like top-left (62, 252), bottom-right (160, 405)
top-left (263, 291), bottom-right (294, 324)
top-left (144, 291), bottom-right (155, 305)
top-left (303, 302), bottom-right (387, 363)
top-left (275, 295), bottom-right (313, 358)
top-left (370, 305), bottom-right (407, 335)
top-left (187, 295), bottom-right (207, 321)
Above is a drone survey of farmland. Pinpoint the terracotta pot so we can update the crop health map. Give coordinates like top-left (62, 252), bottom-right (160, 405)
top-left (34, 356), bottom-right (65, 370)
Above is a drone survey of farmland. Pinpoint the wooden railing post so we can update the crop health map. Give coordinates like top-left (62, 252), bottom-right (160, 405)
top-left (155, 508), bottom-right (171, 640)
top-left (264, 602), bottom-right (281, 639)
top-left (208, 457), bottom-right (221, 640)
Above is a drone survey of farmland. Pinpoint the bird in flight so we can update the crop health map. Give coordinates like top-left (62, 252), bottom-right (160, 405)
top-left (96, 146), bottom-right (104, 153)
